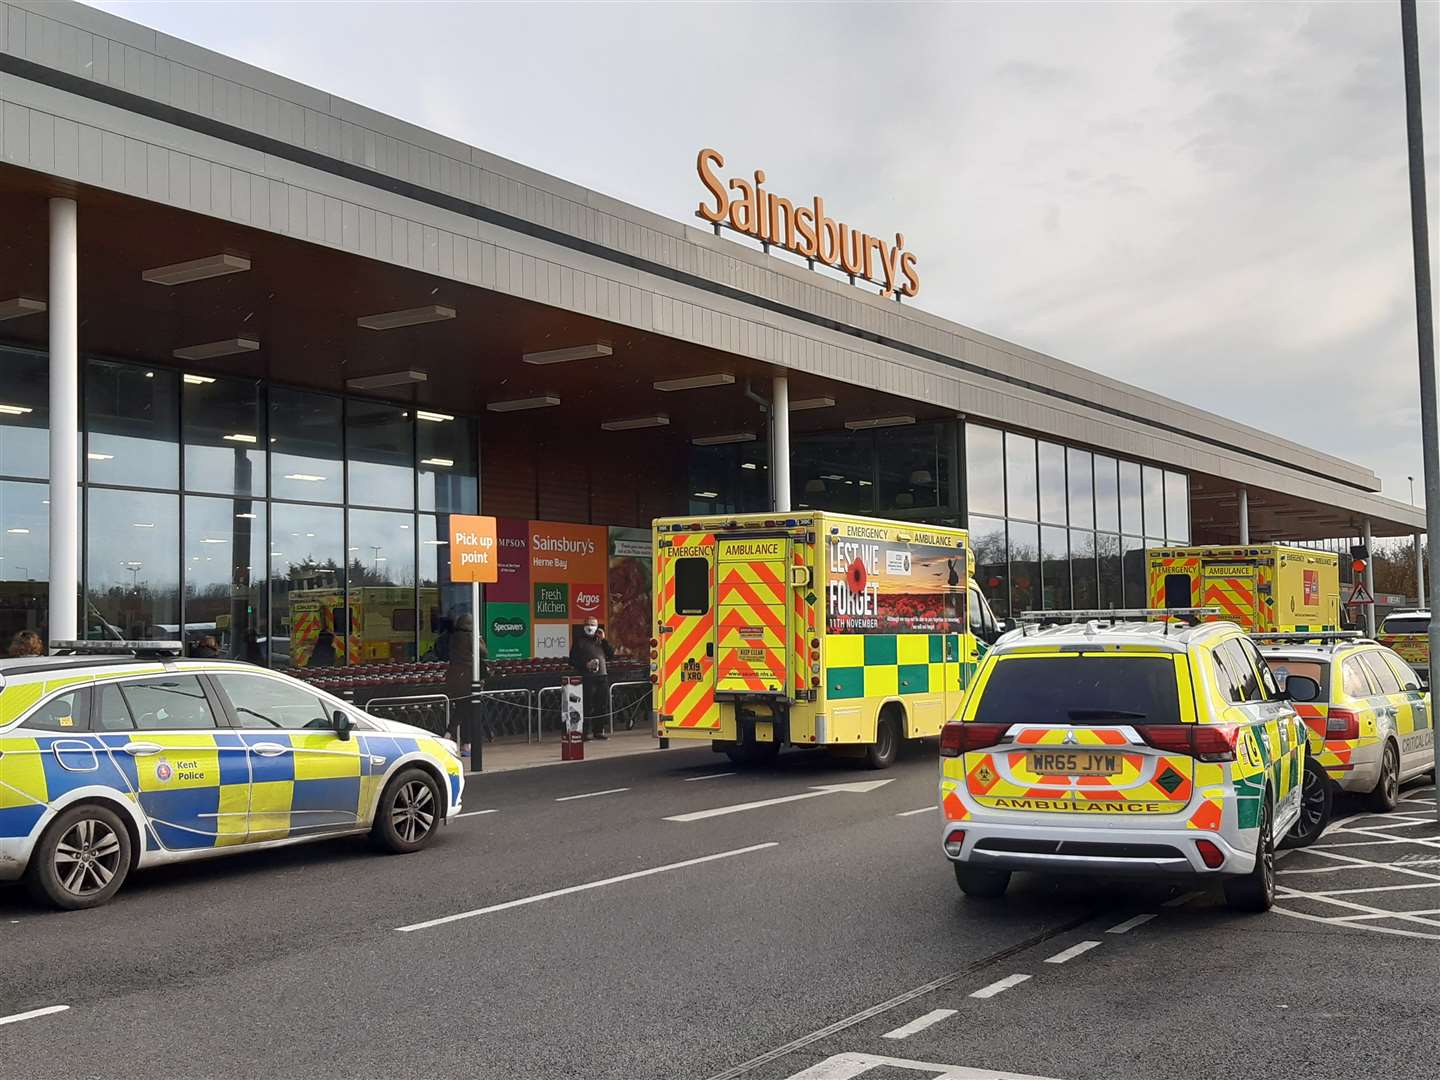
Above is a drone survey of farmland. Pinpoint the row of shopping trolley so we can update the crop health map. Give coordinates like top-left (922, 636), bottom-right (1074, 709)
top-left (350, 681), bottom-right (655, 743)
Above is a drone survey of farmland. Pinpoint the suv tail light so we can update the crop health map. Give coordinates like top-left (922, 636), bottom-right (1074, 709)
top-left (1325, 708), bottom-right (1360, 740)
top-left (1139, 723), bottom-right (1240, 762)
top-left (1195, 839), bottom-right (1225, 868)
top-left (939, 722), bottom-right (1010, 757)
top-left (943, 829), bottom-right (966, 857)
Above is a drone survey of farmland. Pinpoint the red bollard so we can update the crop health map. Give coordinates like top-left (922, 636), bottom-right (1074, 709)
top-left (561, 676), bottom-right (585, 761)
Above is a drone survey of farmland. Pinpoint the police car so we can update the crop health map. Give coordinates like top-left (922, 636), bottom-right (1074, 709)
top-left (938, 611), bottom-right (1311, 912)
top-left (1257, 633), bottom-right (1432, 834)
top-left (0, 643), bottom-right (464, 910)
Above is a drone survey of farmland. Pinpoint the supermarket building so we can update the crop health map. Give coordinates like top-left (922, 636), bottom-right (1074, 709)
top-left (0, 0), bottom-right (1426, 672)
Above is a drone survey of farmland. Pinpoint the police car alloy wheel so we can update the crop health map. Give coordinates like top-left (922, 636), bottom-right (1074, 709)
top-left (27, 804), bottom-right (133, 911)
top-left (372, 767), bottom-right (443, 853)
top-left (1280, 760), bottom-right (1333, 850)
top-left (1368, 742), bottom-right (1401, 813)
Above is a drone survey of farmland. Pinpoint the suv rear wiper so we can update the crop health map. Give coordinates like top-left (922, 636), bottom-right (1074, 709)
top-left (1067, 709), bottom-right (1148, 721)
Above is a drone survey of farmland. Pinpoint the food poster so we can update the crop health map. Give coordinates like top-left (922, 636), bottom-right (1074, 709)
top-left (827, 538), bottom-right (966, 634)
top-left (607, 527), bottom-right (653, 659)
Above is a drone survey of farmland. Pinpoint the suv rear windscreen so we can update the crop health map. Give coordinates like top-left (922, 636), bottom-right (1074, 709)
top-left (972, 654), bottom-right (1181, 726)
top-left (1381, 615), bottom-right (1429, 635)
top-left (1262, 657), bottom-right (1331, 699)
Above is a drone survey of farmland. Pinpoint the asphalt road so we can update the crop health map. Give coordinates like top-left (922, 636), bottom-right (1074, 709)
top-left (2, 742), bottom-right (1436, 1080)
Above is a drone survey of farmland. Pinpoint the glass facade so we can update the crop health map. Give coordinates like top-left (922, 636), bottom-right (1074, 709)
top-left (0, 346), bottom-right (477, 668)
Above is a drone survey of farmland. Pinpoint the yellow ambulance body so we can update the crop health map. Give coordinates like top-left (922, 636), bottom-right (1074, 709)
top-left (652, 512), bottom-right (995, 767)
top-left (1148, 545), bottom-right (1340, 633)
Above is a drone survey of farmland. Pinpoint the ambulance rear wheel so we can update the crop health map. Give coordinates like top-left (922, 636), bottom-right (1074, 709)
top-left (864, 713), bottom-right (900, 770)
top-left (954, 863), bottom-right (1010, 898)
top-left (1280, 760), bottom-right (1332, 849)
top-left (725, 739), bottom-right (780, 766)
top-left (26, 803), bottom-right (133, 911)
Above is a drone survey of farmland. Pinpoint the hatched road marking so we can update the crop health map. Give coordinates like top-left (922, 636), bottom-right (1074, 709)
top-left (1043, 940), bottom-right (1100, 964)
top-left (969, 973), bottom-right (1031, 999)
top-left (880, 1008), bottom-right (957, 1040)
top-left (0, 1005), bottom-right (69, 1027)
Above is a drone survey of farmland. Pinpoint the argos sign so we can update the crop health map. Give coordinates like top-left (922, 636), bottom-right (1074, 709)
top-left (571, 585), bottom-right (604, 620)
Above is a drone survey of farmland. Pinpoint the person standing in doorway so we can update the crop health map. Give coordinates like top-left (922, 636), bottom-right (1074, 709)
top-left (569, 617), bottom-right (614, 741)
top-left (445, 613), bottom-right (487, 756)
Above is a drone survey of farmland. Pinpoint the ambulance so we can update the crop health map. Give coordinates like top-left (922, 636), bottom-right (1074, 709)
top-left (651, 512), bottom-right (1002, 768)
top-left (1378, 610), bottom-right (1430, 684)
top-left (1148, 545), bottom-right (1340, 633)
top-left (287, 585), bottom-right (440, 666)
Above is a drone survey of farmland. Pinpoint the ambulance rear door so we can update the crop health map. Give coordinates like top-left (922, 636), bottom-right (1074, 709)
top-left (658, 533), bottom-right (719, 730)
top-left (715, 535), bottom-right (792, 697)
top-left (1200, 560), bottom-right (1262, 630)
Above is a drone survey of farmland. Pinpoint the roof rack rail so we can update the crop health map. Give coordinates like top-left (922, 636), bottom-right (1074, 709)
top-left (48, 640), bottom-right (184, 659)
top-left (1250, 631), bottom-right (1373, 645)
top-left (1015, 608), bottom-right (1221, 635)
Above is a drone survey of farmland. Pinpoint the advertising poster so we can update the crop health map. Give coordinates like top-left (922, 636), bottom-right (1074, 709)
top-left (607, 527), bottom-right (652, 659)
top-left (486, 601), bottom-right (531, 660)
top-left (827, 536), bottom-right (965, 635)
top-left (486, 519), bottom-right (608, 660)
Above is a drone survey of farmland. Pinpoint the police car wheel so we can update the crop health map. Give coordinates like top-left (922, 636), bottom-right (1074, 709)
top-left (371, 768), bottom-right (443, 854)
top-left (1367, 742), bottom-right (1400, 813)
top-left (953, 863), bottom-right (1010, 898)
top-left (1280, 761), bottom-right (1333, 850)
top-left (27, 804), bottom-right (132, 911)
top-left (1223, 794), bottom-right (1275, 913)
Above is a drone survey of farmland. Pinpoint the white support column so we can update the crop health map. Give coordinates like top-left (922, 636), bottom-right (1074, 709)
top-left (1237, 486), bottom-right (1250, 545)
top-left (47, 198), bottom-right (78, 645)
top-left (771, 374), bottom-right (790, 512)
top-left (1362, 518), bottom-right (1376, 637)
top-left (1418, 531), bottom-right (1427, 609)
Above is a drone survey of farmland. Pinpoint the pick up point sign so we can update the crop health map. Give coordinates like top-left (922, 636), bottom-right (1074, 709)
top-left (449, 515), bottom-right (499, 583)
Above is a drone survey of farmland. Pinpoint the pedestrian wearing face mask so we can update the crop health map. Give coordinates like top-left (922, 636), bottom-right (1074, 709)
top-left (568, 617), bottom-right (615, 741)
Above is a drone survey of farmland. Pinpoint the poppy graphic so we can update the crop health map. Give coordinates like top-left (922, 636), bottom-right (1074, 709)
top-left (846, 558), bottom-right (869, 594)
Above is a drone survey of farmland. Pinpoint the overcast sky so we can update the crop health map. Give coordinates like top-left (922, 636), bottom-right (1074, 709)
top-left (89, 0), bottom-right (1439, 512)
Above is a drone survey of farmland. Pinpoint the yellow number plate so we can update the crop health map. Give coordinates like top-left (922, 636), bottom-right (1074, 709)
top-left (1027, 751), bottom-right (1123, 776)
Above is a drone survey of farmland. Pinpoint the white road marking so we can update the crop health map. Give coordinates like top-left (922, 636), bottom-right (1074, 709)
top-left (879, 1008), bottom-right (957, 1040)
top-left (1043, 940), bottom-right (1101, 964)
top-left (780, 1052), bottom-right (1061, 1080)
top-left (969, 973), bottom-right (1031, 999)
top-left (896, 806), bottom-right (936, 817)
top-left (455, 809), bottom-right (498, 819)
top-left (395, 842), bottom-right (779, 932)
top-left (1162, 890), bottom-right (1203, 907)
top-left (1106, 913), bottom-right (1156, 934)
top-left (0, 1005), bottom-right (69, 1027)
top-left (684, 772), bottom-right (736, 782)
top-left (665, 779), bottom-right (894, 822)
top-left (555, 787), bottom-right (630, 802)
top-left (1272, 903), bottom-right (1440, 941)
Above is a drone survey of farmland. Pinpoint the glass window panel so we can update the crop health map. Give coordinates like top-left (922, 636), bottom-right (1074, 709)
top-left (0, 346), bottom-right (48, 479)
top-left (85, 360), bottom-right (179, 489)
top-left (120, 675), bottom-right (217, 730)
top-left (1005, 434), bottom-right (1037, 522)
top-left (1097, 533), bottom-right (1122, 609)
top-left (1041, 525), bottom-right (1071, 609)
top-left (0, 480), bottom-right (49, 642)
top-left (214, 672), bottom-right (331, 730)
top-left (879, 422), bottom-right (949, 514)
top-left (1142, 465), bottom-right (1165, 541)
top-left (419, 513), bottom-right (470, 662)
top-left (965, 425), bottom-right (1005, 518)
top-left (1038, 442), bottom-right (1066, 525)
top-left (1122, 535), bottom-right (1147, 608)
top-left (1094, 455), bottom-right (1119, 533)
top-left (1165, 471), bottom-right (1190, 545)
top-left (791, 431), bottom-right (873, 514)
top-left (184, 495), bottom-right (266, 662)
top-left (690, 443), bottom-right (741, 516)
top-left (1071, 529), bottom-right (1098, 609)
top-left (86, 488), bottom-right (178, 641)
top-left (1008, 520), bottom-right (1039, 615)
top-left (348, 508), bottom-right (417, 665)
top-left (1067, 449), bottom-right (1094, 531)
top-left (270, 388), bottom-right (343, 504)
top-left (183, 375), bottom-right (265, 497)
top-left (418, 414), bottom-right (477, 514)
top-left (969, 514), bottom-right (1009, 620)
top-left (1119, 460), bottom-right (1142, 535)
top-left (348, 399), bottom-right (414, 509)
top-left (271, 502), bottom-right (344, 669)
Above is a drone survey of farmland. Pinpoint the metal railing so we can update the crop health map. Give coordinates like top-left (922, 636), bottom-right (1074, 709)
top-left (473, 688), bottom-right (534, 743)
top-left (606, 681), bottom-right (653, 735)
top-left (362, 693), bottom-right (451, 737)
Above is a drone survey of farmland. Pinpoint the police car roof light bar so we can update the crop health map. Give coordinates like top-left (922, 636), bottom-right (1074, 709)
top-left (49, 640), bottom-right (184, 658)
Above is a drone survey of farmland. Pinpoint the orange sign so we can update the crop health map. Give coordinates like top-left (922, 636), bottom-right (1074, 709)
top-left (449, 514), bottom-right (499, 583)
top-left (696, 148), bottom-right (920, 298)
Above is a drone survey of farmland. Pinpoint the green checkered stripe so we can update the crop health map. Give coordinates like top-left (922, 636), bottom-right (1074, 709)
top-left (825, 634), bottom-right (973, 701)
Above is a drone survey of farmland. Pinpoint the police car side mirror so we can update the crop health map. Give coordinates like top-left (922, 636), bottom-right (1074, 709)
top-left (1281, 675), bottom-right (1320, 703)
top-left (332, 710), bottom-right (353, 741)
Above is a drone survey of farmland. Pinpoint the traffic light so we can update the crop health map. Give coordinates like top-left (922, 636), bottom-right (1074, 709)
top-left (1350, 544), bottom-right (1369, 576)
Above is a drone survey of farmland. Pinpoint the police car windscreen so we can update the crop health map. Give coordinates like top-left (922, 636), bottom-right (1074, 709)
top-left (972, 656), bottom-right (1181, 727)
top-left (1382, 615), bottom-right (1428, 635)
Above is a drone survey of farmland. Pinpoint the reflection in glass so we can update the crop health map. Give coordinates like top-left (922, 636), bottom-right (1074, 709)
top-left (1005, 434), bottom-right (1037, 522)
top-left (348, 399), bottom-right (414, 509)
top-left (1038, 442), bottom-right (1066, 525)
top-left (419, 514), bottom-right (469, 662)
top-left (1165, 471), bottom-right (1190, 544)
top-left (1122, 535), bottom-right (1147, 607)
top-left (1071, 529), bottom-right (1098, 609)
top-left (0, 480), bottom-right (49, 640)
top-left (1009, 521), bottom-right (1039, 615)
top-left (184, 496), bottom-right (266, 661)
top-left (1119, 460), bottom-right (1142, 535)
top-left (1142, 466), bottom-right (1165, 541)
top-left (1067, 449), bottom-right (1094, 531)
top-left (271, 388), bottom-right (343, 504)
top-left (184, 376), bottom-right (265, 497)
top-left (1094, 455), bottom-right (1119, 533)
top-left (418, 414), bottom-right (477, 514)
top-left (879, 423), bottom-right (949, 513)
top-left (1041, 525), bottom-right (1071, 609)
top-left (1097, 534), bottom-right (1122, 609)
top-left (690, 442), bottom-right (769, 515)
top-left (348, 508), bottom-right (417, 665)
top-left (86, 360), bottom-right (179, 489)
top-left (0, 347), bottom-right (49, 479)
top-left (791, 432), bottom-right (873, 514)
top-left (964, 425), bottom-right (1005, 518)
top-left (271, 502), bottom-right (344, 669)
top-left (86, 489), bottom-right (178, 640)
top-left (969, 515), bottom-right (1008, 619)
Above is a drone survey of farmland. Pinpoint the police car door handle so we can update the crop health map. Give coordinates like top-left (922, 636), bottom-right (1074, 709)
top-left (122, 742), bottom-right (163, 756)
top-left (251, 742), bottom-right (289, 757)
